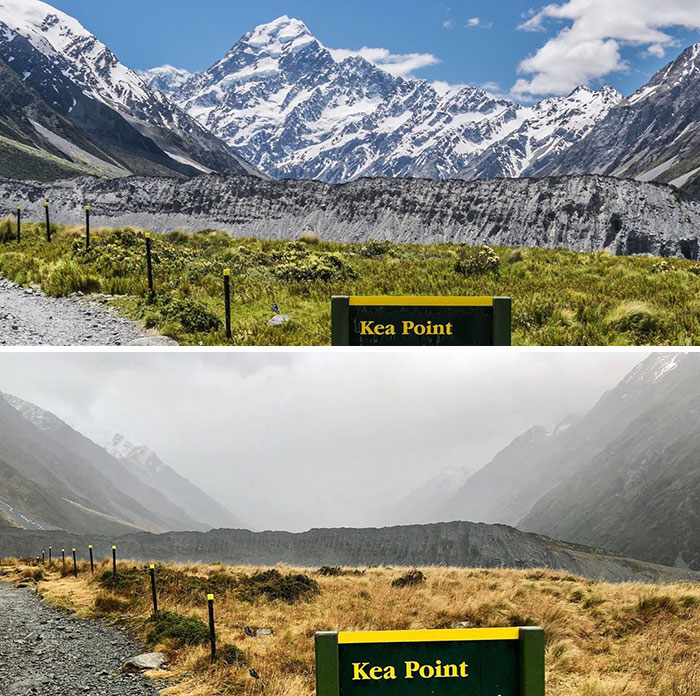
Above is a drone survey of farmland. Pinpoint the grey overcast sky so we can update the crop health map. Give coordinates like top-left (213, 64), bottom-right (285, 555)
top-left (0, 351), bottom-right (646, 531)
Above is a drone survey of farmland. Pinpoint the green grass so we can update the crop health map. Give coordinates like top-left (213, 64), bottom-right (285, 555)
top-left (1, 218), bottom-right (700, 345)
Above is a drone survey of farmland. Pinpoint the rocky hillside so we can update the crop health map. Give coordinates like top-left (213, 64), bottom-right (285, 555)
top-left (143, 16), bottom-right (619, 183)
top-left (536, 43), bottom-right (700, 195)
top-left (0, 0), bottom-right (256, 179)
top-left (0, 521), bottom-right (697, 584)
top-left (2, 173), bottom-right (699, 258)
top-left (443, 354), bottom-right (700, 570)
top-left (0, 392), bottom-right (245, 535)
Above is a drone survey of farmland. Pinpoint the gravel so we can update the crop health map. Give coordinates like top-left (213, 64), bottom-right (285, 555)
top-left (0, 582), bottom-right (160, 696)
top-left (0, 279), bottom-right (148, 346)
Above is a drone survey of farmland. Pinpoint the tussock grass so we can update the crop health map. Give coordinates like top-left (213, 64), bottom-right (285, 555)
top-left (1, 559), bottom-right (698, 696)
top-left (2, 222), bottom-right (700, 345)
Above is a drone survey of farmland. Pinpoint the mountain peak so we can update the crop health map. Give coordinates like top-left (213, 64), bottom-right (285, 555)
top-left (242, 15), bottom-right (315, 54)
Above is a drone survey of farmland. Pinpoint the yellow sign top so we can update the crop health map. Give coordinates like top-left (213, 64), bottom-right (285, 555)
top-left (223, 268), bottom-right (231, 276)
top-left (112, 545), bottom-right (116, 550)
top-left (145, 232), bottom-right (151, 238)
top-left (207, 593), bottom-right (215, 600)
top-left (150, 563), bottom-right (155, 569)
top-left (85, 205), bottom-right (91, 211)
top-left (338, 628), bottom-right (520, 644)
top-left (44, 201), bottom-right (49, 206)
top-left (89, 545), bottom-right (92, 549)
top-left (349, 296), bottom-right (494, 307)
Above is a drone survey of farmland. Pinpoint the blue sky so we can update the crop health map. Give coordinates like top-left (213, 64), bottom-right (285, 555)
top-left (49, 0), bottom-right (700, 100)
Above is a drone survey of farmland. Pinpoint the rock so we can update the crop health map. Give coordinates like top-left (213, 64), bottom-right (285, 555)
top-left (454, 621), bottom-right (471, 629)
top-left (255, 628), bottom-right (273, 637)
top-left (121, 652), bottom-right (168, 673)
top-left (125, 336), bottom-right (179, 346)
top-left (267, 314), bottom-right (291, 327)
top-left (23, 631), bottom-right (39, 641)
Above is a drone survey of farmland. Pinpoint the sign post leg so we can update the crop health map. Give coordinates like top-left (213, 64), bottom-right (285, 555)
top-left (519, 627), bottom-right (545, 696)
top-left (331, 296), bottom-right (350, 346)
top-left (315, 632), bottom-right (340, 696)
top-left (493, 297), bottom-right (512, 346)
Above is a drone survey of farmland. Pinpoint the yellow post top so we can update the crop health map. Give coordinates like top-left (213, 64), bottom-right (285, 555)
top-left (44, 201), bottom-right (49, 206)
top-left (112, 545), bottom-right (116, 550)
top-left (72, 548), bottom-right (76, 552)
top-left (85, 205), bottom-right (91, 211)
top-left (207, 593), bottom-right (215, 601)
top-left (61, 549), bottom-right (64, 552)
top-left (149, 563), bottom-right (155, 569)
top-left (16, 206), bottom-right (20, 210)
top-left (223, 268), bottom-right (231, 277)
top-left (88, 545), bottom-right (93, 549)
top-left (48, 546), bottom-right (52, 549)
top-left (145, 232), bottom-right (151, 238)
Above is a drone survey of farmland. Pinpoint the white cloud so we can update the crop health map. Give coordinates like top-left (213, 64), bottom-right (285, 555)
top-left (329, 46), bottom-right (440, 77)
top-left (513, 0), bottom-right (700, 97)
top-left (443, 20), bottom-right (455, 30)
top-left (467, 17), bottom-right (481, 27)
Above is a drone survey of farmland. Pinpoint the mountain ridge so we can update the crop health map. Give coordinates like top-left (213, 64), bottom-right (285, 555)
top-left (143, 15), bottom-right (621, 184)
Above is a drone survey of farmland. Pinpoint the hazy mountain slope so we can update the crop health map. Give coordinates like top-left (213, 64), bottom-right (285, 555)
top-left (388, 462), bottom-right (478, 525)
top-left (0, 396), bottom-right (170, 535)
top-left (2, 394), bottom-right (207, 533)
top-left (445, 355), bottom-right (692, 529)
top-left (535, 43), bottom-right (700, 195)
top-left (106, 434), bottom-right (245, 530)
top-left (1, 521), bottom-right (697, 584)
top-left (4, 173), bottom-right (700, 258)
top-left (144, 15), bottom-right (617, 183)
top-left (0, 0), bottom-right (256, 178)
top-left (521, 358), bottom-right (700, 569)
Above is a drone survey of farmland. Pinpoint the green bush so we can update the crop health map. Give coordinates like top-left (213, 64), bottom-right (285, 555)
top-left (605, 301), bottom-right (665, 340)
top-left (42, 260), bottom-right (101, 297)
top-left (147, 610), bottom-right (210, 647)
top-left (158, 294), bottom-right (222, 332)
top-left (271, 251), bottom-right (356, 282)
top-left (454, 245), bottom-right (500, 276)
top-left (360, 239), bottom-right (393, 258)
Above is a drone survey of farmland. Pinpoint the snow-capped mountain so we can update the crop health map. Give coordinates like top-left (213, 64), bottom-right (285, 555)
top-left (0, 0), bottom-right (256, 177)
top-left (462, 86), bottom-right (622, 179)
top-left (142, 15), bottom-right (619, 183)
top-left (536, 43), bottom-right (700, 195)
top-left (106, 434), bottom-right (245, 531)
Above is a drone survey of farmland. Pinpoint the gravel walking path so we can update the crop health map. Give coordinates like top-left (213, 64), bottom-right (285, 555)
top-left (0, 581), bottom-right (160, 696)
top-left (0, 278), bottom-right (159, 346)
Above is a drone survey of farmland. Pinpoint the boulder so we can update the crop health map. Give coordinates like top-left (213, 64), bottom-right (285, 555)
top-left (267, 314), bottom-right (291, 327)
top-left (121, 652), bottom-right (168, 673)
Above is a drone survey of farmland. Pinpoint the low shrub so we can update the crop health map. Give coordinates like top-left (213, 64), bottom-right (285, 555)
top-left (157, 294), bottom-right (222, 333)
top-left (147, 610), bottom-right (210, 647)
top-left (218, 643), bottom-right (248, 667)
top-left (94, 591), bottom-right (131, 613)
top-left (605, 301), bottom-right (665, 341)
top-left (42, 260), bottom-right (101, 297)
top-left (239, 569), bottom-right (320, 603)
top-left (299, 230), bottom-right (321, 245)
top-left (454, 245), bottom-right (500, 276)
top-left (392, 570), bottom-right (425, 588)
top-left (360, 239), bottom-right (393, 258)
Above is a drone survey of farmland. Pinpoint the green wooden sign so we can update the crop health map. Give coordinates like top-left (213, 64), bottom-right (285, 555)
top-left (331, 296), bottom-right (512, 346)
top-left (316, 627), bottom-right (544, 696)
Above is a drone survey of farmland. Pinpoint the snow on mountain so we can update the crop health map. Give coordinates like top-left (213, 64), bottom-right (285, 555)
top-left (139, 65), bottom-right (193, 100)
top-left (536, 42), bottom-right (700, 194)
top-left (106, 433), bottom-right (167, 485)
top-left (1, 392), bottom-right (63, 432)
top-left (462, 86), bottom-right (622, 179)
top-left (143, 15), bottom-right (618, 183)
top-left (106, 433), bottom-right (245, 530)
top-left (0, 0), bottom-right (257, 175)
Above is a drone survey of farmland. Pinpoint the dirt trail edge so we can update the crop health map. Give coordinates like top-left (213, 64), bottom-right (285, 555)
top-left (0, 278), bottom-right (162, 346)
top-left (0, 582), bottom-right (161, 696)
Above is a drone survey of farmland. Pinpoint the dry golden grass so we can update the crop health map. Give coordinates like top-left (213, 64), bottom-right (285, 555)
top-left (1, 558), bottom-right (698, 696)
